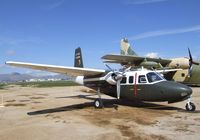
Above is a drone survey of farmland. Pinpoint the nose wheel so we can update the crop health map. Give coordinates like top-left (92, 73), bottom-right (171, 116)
top-left (186, 102), bottom-right (196, 111)
top-left (185, 97), bottom-right (196, 111)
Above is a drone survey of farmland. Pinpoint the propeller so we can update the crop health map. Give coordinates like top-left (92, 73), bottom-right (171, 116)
top-left (104, 64), bottom-right (130, 99)
top-left (117, 80), bottom-right (121, 99)
top-left (105, 64), bottom-right (113, 72)
top-left (188, 48), bottom-right (199, 77)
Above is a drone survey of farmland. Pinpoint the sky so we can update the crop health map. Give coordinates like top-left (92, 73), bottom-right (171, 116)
top-left (0, 0), bottom-right (200, 75)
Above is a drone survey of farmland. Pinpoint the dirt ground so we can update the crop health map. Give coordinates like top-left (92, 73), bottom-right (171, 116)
top-left (0, 85), bottom-right (200, 140)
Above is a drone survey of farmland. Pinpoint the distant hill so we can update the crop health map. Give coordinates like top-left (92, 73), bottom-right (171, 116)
top-left (0, 72), bottom-right (71, 83)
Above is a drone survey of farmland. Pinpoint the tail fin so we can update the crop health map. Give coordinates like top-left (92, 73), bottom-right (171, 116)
top-left (120, 38), bottom-right (137, 56)
top-left (74, 47), bottom-right (84, 68)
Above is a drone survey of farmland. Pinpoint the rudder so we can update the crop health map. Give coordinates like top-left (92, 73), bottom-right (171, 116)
top-left (120, 38), bottom-right (137, 56)
top-left (74, 47), bottom-right (84, 68)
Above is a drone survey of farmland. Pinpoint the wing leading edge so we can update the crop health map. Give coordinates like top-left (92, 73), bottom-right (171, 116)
top-left (6, 61), bottom-right (105, 77)
top-left (102, 54), bottom-right (171, 66)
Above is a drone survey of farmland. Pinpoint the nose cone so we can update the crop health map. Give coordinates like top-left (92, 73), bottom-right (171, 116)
top-left (178, 85), bottom-right (192, 97)
top-left (158, 81), bottom-right (192, 103)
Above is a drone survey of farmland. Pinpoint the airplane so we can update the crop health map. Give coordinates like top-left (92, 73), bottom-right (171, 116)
top-left (172, 65), bottom-right (200, 86)
top-left (5, 47), bottom-right (196, 111)
top-left (102, 38), bottom-right (200, 85)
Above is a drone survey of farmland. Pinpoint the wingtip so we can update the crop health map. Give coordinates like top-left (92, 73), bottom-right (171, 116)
top-left (5, 61), bottom-right (9, 65)
top-left (5, 61), bottom-right (15, 65)
top-left (5, 61), bottom-right (11, 65)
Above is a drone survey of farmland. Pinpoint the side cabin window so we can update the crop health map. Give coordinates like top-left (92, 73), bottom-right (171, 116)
top-left (129, 76), bottom-right (134, 84)
top-left (138, 75), bottom-right (147, 83)
top-left (121, 77), bottom-right (127, 84)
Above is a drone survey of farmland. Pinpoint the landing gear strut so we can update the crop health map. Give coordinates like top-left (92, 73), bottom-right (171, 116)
top-left (185, 97), bottom-right (196, 111)
top-left (94, 88), bottom-right (104, 108)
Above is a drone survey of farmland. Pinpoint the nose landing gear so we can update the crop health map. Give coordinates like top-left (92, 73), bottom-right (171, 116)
top-left (185, 97), bottom-right (196, 111)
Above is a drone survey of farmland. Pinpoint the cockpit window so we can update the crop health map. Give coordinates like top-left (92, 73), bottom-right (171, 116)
top-left (146, 72), bottom-right (163, 83)
top-left (138, 75), bottom-right (147, 83)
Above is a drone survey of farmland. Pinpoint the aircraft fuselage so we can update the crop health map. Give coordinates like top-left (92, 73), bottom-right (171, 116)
top-left (76, 70), bottom-right (192, 104)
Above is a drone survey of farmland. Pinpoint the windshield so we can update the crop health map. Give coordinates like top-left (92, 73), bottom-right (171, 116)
top-left (146, 72), bottom-right (163, 83)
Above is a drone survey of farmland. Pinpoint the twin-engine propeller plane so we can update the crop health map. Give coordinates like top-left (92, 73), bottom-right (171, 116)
top-left (6, 48), bottom-right (196, 111)
top-left (102, 38), bottom-right (199, 78)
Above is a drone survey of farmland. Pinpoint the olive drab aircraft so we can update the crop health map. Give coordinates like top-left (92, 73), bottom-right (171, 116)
top-left (6, 48), bottom-right (196, 111)
top-left (102, 38), bottom-right (200, 86)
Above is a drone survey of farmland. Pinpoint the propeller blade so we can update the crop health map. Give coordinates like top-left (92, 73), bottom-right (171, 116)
top-left (188, 48), bottom-right (193, 71)
top-left (188, 48), bottom-right (193, 62)
top-left (188, 66), bottom-right (193, 77)
top-left (187, 48), bottom-right (199, 77)
top-left (117, 80), bottom-right (121, 99)
top-left (192, 61), bottom-right (199, 65)
top-left (104, 64), bottom-right (126, 99)
top-left (188, 48), bottom-right (199, 65)
top-left (123, 66), bottom-right (131, 73)
top-left (104, 64), bottom-right (113, 71)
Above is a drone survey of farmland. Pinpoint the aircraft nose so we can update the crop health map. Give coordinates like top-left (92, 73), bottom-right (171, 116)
top-left (170, 82), bottom-right (193, 98)
top-left (179, 85), bottom-right (192, 97)
top-left (158, 81), bottom-right (192, 103)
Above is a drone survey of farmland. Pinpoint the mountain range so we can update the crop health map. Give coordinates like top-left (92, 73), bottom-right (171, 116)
top-left (0, 72), bottom-right (71, 83)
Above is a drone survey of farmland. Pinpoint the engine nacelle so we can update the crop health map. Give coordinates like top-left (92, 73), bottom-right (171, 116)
top-left (75, 76), bottom-right (84, 85)
top-left (168, 58), bottom-right (189, 69)
top-left (140, 61), bottom-right (160, 68)
top-left (105, 72), bottom-right (118, 85)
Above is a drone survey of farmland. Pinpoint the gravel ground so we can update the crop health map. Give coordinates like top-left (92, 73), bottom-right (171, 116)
top-left (0, 86), bottom-right (199, 140)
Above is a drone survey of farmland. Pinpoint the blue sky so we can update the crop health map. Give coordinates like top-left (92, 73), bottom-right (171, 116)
top-left (0, 0), bottom-right (200, 74)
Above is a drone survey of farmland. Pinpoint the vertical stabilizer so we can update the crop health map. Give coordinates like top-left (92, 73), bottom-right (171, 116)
top-left (120, 38), bottom-right (137, 56)
top-left (74, 47), bottom-right (84, 68)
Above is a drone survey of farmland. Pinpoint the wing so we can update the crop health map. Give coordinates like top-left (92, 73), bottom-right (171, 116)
top-left (102, 54), bottom-right (171, 66)
top-left (6, 61), bottom-right (105, 77)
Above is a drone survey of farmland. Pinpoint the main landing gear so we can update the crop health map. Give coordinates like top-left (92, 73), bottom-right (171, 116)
top-left (185, 96), bottom-right (196, 111)
top-left (94, 88), bottom-right (104, 108)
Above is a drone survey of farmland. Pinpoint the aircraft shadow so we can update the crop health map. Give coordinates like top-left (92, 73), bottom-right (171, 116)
top-left (27, 94), bottom-right (190, 116)
top-left (27, 102), bottom-right (93, 116)
top-left (56, 94), bottom-right (183, 110)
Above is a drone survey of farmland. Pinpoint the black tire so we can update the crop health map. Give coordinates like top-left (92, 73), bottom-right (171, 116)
top-left (94, 99), bottom-right (103, 108)
top-left (185, 102), bottom-right (196, 111)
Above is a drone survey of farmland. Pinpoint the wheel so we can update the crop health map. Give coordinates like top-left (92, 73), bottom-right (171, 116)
top-left (94, 99), bottom-right (103, 108)
top-left (185, 102), bottom-right (196, 111)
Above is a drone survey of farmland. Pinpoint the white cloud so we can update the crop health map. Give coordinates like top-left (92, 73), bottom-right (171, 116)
top-left (124, 0), bottom-right (168, 5)
top-left (145, 52), bottom-right (159, 58)
top-left (129, 25), bottom-right (200, 40)
top-left (0, 37), bottom-right (45, 46)
top-left (6, 50), bottom-right (16, 56)
top-left (43, 0), bottom-right (65, 10)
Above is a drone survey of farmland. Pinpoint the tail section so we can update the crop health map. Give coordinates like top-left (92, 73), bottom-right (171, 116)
top-left (120, 38), bottom-right (137, 56)
top-left (74, 47), bottom-right (84, 68)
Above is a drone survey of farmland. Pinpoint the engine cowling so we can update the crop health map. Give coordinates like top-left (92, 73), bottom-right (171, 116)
top-left (168, 58), bottom-right (189, 69)
top-left (140, 61), bottom-right (160, 68)
top-left (105, 72), bottom-right (122, 85)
